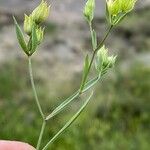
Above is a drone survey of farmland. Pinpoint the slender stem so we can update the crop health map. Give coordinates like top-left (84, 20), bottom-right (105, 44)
top-left (28, 57), bottom-right (46, 149)
top-left (80, 25), bottom-right (113, 93)
top-left (96, 25), bottom-right (113, 51)
top-left (36, 121), bottom-right (46, 150)
top-left (28, 57), bottom-right (45, 120)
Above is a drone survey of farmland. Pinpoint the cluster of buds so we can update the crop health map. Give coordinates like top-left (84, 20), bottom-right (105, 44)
top-left (14, 0), bottom-right (50, 56)
top-left (83, 0), bottom-right (95, 23)
top-left (95, 45), bottom-right (117, 73)
top-left (106, 0), bottom-right (137, 25)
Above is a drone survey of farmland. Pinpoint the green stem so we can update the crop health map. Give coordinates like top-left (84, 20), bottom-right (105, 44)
top-left (80, 25), bottom-right (113, 93)
top-left (36, 121), bottom-right (46, 150)
top-left (96, 25), bottom-right (113, 51)
top-left (28, 57), bottom-right (46, 149)
top-left (28, 57), bottom-right (45, 120)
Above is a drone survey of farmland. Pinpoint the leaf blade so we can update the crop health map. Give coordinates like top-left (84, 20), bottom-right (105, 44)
top-left (46, 91), bottom-right (79, 120)
top-left (13, 16), bottom-right (28, 55)
top-left (46, 75), bottom-right (101, 121)
top-left (92, 29), bottom-right (97, 50)
top-left (30, 24), bottom-right (38, 55)
top-left (80, 54), bottom-right (90, 92)
top-left (43, 92), bottom-right (93, 150)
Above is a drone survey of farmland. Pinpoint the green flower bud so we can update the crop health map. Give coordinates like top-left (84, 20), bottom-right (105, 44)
top-left (84, 0), bottom-right (95, 23)
top-left (36, 27), bottom-right (44, 44)
top-left (107, 0), bottom-right (121, 16)
top-left (96, 45), bottom-right (108, 70)
top-left (106, 0), bottom-right (137, 25)
top-left (99, 46), bottom-right (109, 68)
top-left (32, 0), bottom-right (50, 24)
top-left (96, 45), bottom-right (117, 71)
top-left (120, 0), bottom-right (137, 13)
top-left (24, 15), bottom-right (34, 35)
top-left (107, 55), bottom-right (117, 68)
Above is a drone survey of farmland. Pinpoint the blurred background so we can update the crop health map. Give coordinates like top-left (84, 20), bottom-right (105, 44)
top-left (0, 0), bottom-right (150, 149)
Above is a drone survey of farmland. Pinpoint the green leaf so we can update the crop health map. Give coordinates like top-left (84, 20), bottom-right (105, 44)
top-left (27, 37), bottom-right (32, 52)
top-left (94, 57), bottom-right (99, 71)
top-left (46, 75), bottom-right (101, 121)
top-left (92, 29), bottom-right (97, 50)
top-left (95, 52), bottom-right (102, 73)
top-left (30, 24), bottom-right (38, 55)
top-left (84, 0), bottom-right (95, 23)
top-left (105, 3), bottom-right (110, 24)
top-left (115, 13), bottom-right (127, 25)
top-left (43, 92), bottom-right (93, 150)
top-left (83, 76), bottom-right (100, 92)
top-left (13, 16), bottom-right (28, 55)
top-left (46, 92), bottom-right (79, 120)
top-left (80, 54), bottom-right (90, 92)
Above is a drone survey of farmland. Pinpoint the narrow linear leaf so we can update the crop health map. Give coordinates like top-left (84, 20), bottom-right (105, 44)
top-left (46, 92), bottom-right (79, 120)
top-left (42, 92), bottom-right (93, 150)
top-left (30, 25), bottom-right (38, 55)
top-left (83, 54), bottom-right (90, 76)
top-left (80, 54), bottom-right (90, 91)
top-left (53, 92), bottom-right (79, 113)
top-left (94, 57), bottom-right (99, 72)
top-left (105, 2), bottom-right (110, 24)
top-left (115, 13), bottom-right (127, 25)
top-left (27, 37), bottom-right (32, 52)
top-left (92, 29), bottom-right (97, 50)
top-left (13, 16), bottom-right (28, 55)
top-left (46, 74), bottom-right (101, 121)
top-left (83, 76), bottom-right (100, 92)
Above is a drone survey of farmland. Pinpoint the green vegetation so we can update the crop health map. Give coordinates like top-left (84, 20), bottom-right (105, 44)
top-left (0, 1), bottom-right (149, 149)
top-left (0, 60), bottom-right (149, 150)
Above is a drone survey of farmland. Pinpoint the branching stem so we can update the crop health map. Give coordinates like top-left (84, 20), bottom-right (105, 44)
top-left (79, 25), bottom-right (113, 93)
top-left (28, 57), bottom-right (46, 150)
top-left (28, 24), bottom-right (113, 150)
top-left (28, 57), bottom-right (45, 120)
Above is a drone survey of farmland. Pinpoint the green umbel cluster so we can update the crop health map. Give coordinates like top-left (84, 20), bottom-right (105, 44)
top-left (14, 0), bottom-right (50, 56)
top-left (84, 0), bottom-right (95, 23)
top-left (106, 0), bottom-right (137, 25)
top-left (95, 46), bottom-right (117, 74)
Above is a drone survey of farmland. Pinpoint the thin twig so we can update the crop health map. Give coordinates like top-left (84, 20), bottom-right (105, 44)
top-left (28, 57), bottom-right (46, 149)
top-left (28, 57), bottom-right (45, 120)
top-left (79, 25), bottom-right (113, 93)
top-left (36, 120), bottom-right (46, 150)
